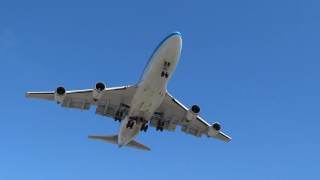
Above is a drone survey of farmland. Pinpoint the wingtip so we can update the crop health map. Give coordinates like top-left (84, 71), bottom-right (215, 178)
top-left (142, 147), bottom-right (151, 152)
top-left (223, 134), bottom-right (232, 143)
top-left (144, 147), bottom-right (152, 151)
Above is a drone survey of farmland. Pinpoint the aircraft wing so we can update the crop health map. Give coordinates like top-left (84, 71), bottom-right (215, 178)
top-left (26, 86), bottom-right (137, 120)
top-left (152, 92), bottom-right (231, 142)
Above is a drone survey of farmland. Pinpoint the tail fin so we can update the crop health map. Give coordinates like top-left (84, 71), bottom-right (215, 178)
top-left (88, 135), bottom-right (151, 151)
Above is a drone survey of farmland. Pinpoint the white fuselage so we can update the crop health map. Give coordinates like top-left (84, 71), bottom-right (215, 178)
top-left (118, 33), bottom-right (182, 146)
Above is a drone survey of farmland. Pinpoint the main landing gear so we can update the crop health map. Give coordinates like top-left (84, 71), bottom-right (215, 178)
top-left (156, 121), bottom-right (165, 132)
top-left (126, 116), bottom-right (149, 132)
top-left (115, 111), bottom-right (124, 122)
top-left (126, 119), bottom-right (135, 129)
top-left (140, 123), bottom-right (148, 132)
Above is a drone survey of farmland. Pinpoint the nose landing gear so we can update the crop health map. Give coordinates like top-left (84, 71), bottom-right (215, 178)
top-left (161, 61), bottom-right (170, 78)
top-left (161, 71), bottom-right (169, 78)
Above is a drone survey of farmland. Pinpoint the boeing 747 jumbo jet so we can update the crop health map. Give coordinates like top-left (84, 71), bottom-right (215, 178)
top-left (26, 32), bottom-right (231, 151)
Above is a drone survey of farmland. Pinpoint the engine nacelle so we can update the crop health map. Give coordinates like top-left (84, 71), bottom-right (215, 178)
top-left (208, 122), bottom-right (222, 136)
top-left (191, 105), bottom-right (200, 114)
top-left (185, 105), bottom-right (200, 121)
top-left (92, 82), bottom-right (106, 101)
top-left (212, 122), bottom-right (221, 131)
top-left (54, 86), bottom-right (66, 103)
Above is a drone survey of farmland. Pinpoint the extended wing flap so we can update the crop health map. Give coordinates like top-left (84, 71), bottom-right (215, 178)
top-left (211, 131), bottom-right (232, 142)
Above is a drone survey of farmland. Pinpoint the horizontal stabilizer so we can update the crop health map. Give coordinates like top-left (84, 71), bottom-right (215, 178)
top-left (88, 135), bottom-right (151, 151)
top-left (127, 140), bottom-right (151, 151)
top-left (88, 135), bottom-right (118, 144)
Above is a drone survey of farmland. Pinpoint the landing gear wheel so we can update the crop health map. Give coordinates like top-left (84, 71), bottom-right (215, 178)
top-left (115, 111), bottom-right (123, 122)
top-left (126, 120), bottom-right (135, 129)
top-left (165, 73), bottom-right (169, 78)
top-left (156, 126), bottom-right (164, 131)
top-left (156, 121), bottom-right (165, 131)
top-left (141, 125), bottom-right (148, 132)
top-left (161, 71), bottom-right (165, 77)
top-left (140, 122), bottom-right (149, 132)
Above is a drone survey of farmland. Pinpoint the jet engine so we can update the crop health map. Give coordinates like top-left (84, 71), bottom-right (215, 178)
top-left (54, 86), bottom-right (66, 103)
top-left (92, 82), bottom-right (106, 101)
top-left (208, 122), bottom-right (222, 136)
top-left (185, 105), bottom-right (200, 121)
top-left (212, 122), bottom-right (221, 131)
top-left (191, 105), bottom-right (200, 114)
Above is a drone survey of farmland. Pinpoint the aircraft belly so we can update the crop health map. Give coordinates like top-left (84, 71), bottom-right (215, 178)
top-left (118, 33), bottom-right (182, 147)
top-left (130, 82), bottom-right (165, 119)
top-left (118, 117), bottom-right (141, 145)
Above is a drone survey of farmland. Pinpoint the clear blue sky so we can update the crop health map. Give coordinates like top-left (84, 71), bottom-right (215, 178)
top-left (1, 0), bottom-right (319, 179)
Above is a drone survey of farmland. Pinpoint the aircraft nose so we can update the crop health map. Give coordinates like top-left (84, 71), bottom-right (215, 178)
top-left (163, 32), bottom-right (182, 57)
top-left (168, 32), bottom-right (182, 47)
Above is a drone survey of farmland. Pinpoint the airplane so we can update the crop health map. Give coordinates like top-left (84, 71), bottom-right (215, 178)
top-left (26, 32), bottom-right (231, 151)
